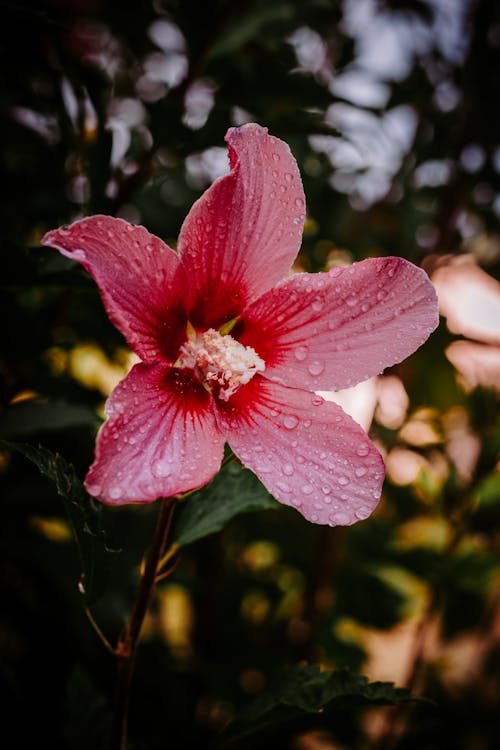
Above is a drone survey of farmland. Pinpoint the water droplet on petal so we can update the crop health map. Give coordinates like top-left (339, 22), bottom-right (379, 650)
top-left (312, 297), bottom-right (324, 312)
top-left (276, 481), bottom-right (291, 493)
top-left (346, 293), bottom-right (358, 307)
top-left (337, 475), bottom-right (349, 486)
top-left (301, 484), bottom-right (313, 495)
top-left (308, 361), bottom-right (324, 377)
top-left (356, 444), bottom-right (370, 457)
top-left (109, 487), bottom-right (122, 501)
top-left (283, 415), bottom-right (299, 430)
top-left (272, 152), bottom-right (280, 163)
top-left (294, 345), bottom-right (308, 362)
top-left (355, 506), bottom-right (371, 520)
top-left (355, 467), bottom-right (367, 478)
top-left (153, 459), bottom-right (171, 478)
top-left (283, 464), bottom-right (294, 476)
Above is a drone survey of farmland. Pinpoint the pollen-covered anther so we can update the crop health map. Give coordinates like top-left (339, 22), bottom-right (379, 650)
top-left (178, 328), bottom-right (265, 400)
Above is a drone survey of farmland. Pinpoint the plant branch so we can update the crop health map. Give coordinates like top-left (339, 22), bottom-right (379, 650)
top-left (111, 497), bottom-right (177, 750)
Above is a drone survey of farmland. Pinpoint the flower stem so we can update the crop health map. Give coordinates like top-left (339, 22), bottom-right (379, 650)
top-left (111, 497), bottom-right (176, 750)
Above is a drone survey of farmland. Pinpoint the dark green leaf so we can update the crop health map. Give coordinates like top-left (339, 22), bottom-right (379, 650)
top-left (1, 441), bottom-right (118, 603)
top-left (219, 664), bottom-right (415, 746)
top-left (173, 462), bottom-right (279, 547)
top-left (0, 399), bottom-right (100, 438)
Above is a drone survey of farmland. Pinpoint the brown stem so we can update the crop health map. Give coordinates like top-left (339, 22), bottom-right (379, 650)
top-left (110, 497), bottom-right (176, 750)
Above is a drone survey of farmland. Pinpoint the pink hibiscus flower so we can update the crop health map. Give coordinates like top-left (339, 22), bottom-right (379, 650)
top-left (42, 123), bottom-right (438, 526)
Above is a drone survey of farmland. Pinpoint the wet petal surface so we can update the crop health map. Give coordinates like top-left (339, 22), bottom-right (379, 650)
top-left (217, 378), bottom-right (385, 526)
top-left (85, 362), bottom-right (225, 504)
top-left (237, 257), bottom-right (438, 391)
top-left (42, 216), bottom-right (187, 361)
top-left (178, 123), bottom-right (305, 329)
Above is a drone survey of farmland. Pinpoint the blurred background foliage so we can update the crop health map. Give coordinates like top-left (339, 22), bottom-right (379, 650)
top-left (1, 0), bottom-right (500, 748)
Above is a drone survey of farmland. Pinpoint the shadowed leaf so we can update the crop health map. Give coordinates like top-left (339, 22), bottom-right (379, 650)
top-left (173, 462), bottom-right (279, 547)
top-left (1, 441), bottom-right (118, 604)
top-left (219, 664), bottom-right (416, 746)
top-left (0, 399), bottom-right (100, 438)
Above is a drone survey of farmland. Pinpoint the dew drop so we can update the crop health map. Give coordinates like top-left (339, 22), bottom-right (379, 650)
top-left (337, 475), bottom-right (349, 486)
top-left (283, 415), bottom-right (299, 430)
top-left (308, 361), bottom-right (324, 377)
top-left (153, 460), bottom-right (171, 478)
top-left (346, 293), bottom-right (358, 307)
top-left (330, 511), bottom-right (351, 525)
top-left (321, 485), bottom-right (331, 495)
top-left (356, 444), bottom-right (370, 457)
top-left (377, 289), bottom-right (387, 301)
top-left (312, 297), bottom-right (324, 312)
top-left (283, 463), bottom-right (294, 476)
top-left (294, 345), bottom-right (308, 362)
top-left (355, 506), bottom-right (371, 520)
top-left (355, 466), bottom-right (367, 478)
top-left (272, 152), bottom-right (280, 163)
top-left (109, 487), bottom-right (122, 501)
top-left (301, 484), bottom-right (314, 495)
top-left (294, 197), bottom-right (304, 208)
top-left (276, 481), bottom-right (291, 493)
top-left (284, 172), bottom-right (293, 182)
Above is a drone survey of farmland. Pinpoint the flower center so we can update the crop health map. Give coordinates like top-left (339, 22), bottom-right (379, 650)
top-left (177, 328), bottom-right (265, 401)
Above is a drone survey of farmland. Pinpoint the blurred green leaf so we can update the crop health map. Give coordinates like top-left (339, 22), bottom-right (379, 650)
top-left (1, 441), bottom-right (118, 604)
top-left (219, 664), bottom-right (414, 746)
top-left (173, 462), bottom-right (279, 547)
top-left (0, 399), bottom-right (100, 438)
top-left (473, 472), bottom-right (500, 522)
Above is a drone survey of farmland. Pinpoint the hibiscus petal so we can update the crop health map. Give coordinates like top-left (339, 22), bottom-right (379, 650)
top-left (237, 257), bottom-right (438, 391)
top-left (42, 216), bottom-right (186, 361)
top-left (178, 123), bottom-right (305, 329)
top-left (85, 362), bottom-right (225, 504)
top-left (217, 378), bottom-right (385, 526)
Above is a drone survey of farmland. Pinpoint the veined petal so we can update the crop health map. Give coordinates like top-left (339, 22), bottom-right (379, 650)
top-left (217, 378), bottom-right (385, 526)
top-left (178, 123), bottom-right (305, 329)
top-left (42, 216), bottom-right (187, 361)
top-left (237, 257), bottom-right (438, 391)
top-left (85, 362), bottom-right (225, 504)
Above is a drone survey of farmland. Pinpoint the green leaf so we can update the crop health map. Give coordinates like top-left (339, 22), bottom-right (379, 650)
top-left (1, 441), bottom-right (118, 604)
top-left (473, 472), bottom-right (500, 522)
top-left (219, 664), bottom-right (415, 746)
top-left (0, 399), bottom-right (100, 439)
top-left (173, 462), bottom-right (279, 547)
